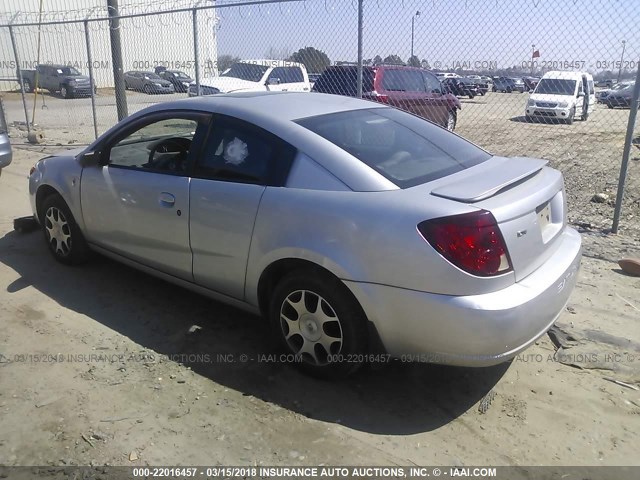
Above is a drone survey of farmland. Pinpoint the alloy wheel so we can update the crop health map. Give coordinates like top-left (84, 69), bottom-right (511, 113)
top-left (279, 289), bottom-right (343, 366)
top-left (44, 206), bottom-right (72, 257)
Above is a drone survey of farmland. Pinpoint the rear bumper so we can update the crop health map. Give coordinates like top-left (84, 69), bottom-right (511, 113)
top-left (345, 227), bottom-right (582, 367)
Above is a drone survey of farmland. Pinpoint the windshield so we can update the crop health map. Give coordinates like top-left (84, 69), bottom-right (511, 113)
top-left (535, 79), bottom-right (577, 95)
top-left (297, 108), bottom-right (491, 188)
top-left (58, 67), bottom-right (81, 76)
top-left (173, 71), bottom-right (190, 79)
top-left (144, 72), bottom-right (161, 80)
top-left (222, 63), bottom-right (269, 82)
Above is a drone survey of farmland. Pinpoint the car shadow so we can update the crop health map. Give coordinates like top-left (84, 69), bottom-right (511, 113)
top-left (510, 115), bottom-right (566, 125)
top-left (0, 229), bottom-right (510, 435)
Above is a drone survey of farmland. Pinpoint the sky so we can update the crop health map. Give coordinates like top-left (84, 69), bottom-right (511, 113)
top-left (1, 0), bottom-right (638, 75)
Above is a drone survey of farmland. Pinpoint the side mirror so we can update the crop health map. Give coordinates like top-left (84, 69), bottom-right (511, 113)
top-left (266, 77), bottom-right (281, 86)
top-left (78, 150), bottom-right (103, 167)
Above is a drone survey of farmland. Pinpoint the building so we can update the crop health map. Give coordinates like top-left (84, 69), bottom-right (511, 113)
top-left (0, 0), bottom-right (219, 90)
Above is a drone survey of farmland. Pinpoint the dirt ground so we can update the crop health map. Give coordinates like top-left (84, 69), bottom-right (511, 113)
top-left (0, 92), bottom-right (639, 472)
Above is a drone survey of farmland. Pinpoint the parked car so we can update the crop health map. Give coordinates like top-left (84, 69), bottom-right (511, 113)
top-left (605, 82), bottom-right (637, 108)
top-left (596, 81), bottom-right (633, 104)
top-left (0, 99), bottom-right (11, 178)
top-left (124, 71), bottom-right (174, 94)
top-left (442, 77), bottom-right (479, 98)
top-left (595, 79), bottom-right (614, 88)
top-left (525, 71), bottom-right (595, 124)
top-left (312, 65), bottom-right (461, 131)
top-left (19, 64), bottom-right (95, 98)
top-left (158, 70), bottom-right (194, 93)
top-left (522, 76), bottom-right (540, 92)
top-left (435, 72), bottom-right (460, 80)
top-left (492, 77), bottom-right (525, 93)
top-left (188, 60), bottom-right (310, 97)
top-left (464, 76), bottom-right (489, 95)
top-left (27, 92), bottom-right (581, 378)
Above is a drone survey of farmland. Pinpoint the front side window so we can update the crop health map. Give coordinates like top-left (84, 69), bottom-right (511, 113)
top-left (222, 63), bottom-right (269, 82)
top-left (108, 117), bottom-right (200, 174)
top-left (423, 71), bottom-right (443, 93)
top-left (297, 108), bottom-right (490, 188)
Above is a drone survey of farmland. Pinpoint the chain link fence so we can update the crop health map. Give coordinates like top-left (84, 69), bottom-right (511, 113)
top-left (0, 0), bottom-right (638, 230)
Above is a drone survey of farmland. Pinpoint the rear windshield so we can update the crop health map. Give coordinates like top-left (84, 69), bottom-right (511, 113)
top-left (312, 67), bottom-right (375, 96)
top-left (297, 108), bottom-right (491, 188)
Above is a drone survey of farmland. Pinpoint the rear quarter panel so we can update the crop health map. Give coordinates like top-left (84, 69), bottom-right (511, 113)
top-left (244, 186), bottom-right (517, 307)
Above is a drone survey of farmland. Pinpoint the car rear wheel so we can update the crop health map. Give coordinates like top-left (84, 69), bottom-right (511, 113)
top-left (492, 86), bottom-right (497, 92)
top-left (270, 270), bottom-right (367, 379)
top-left (566, 107), bottom-right (575, 125)
top-left (41, 194), bottom-right (90, 265)
top-left (143, 84), bottom-right (152, 94)
top-left (506, 87), bottom-right (512, 93)
top-left (446, 110), bottom-right (457, 131)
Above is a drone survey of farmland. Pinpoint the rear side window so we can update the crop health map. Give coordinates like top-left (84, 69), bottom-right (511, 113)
top-left (422, 71), bottom-right (443, 93)
top-left (297, 108), bottom-right (490, 188)
top-left (312, 67), bottom-right (375, 96)
top-left (381, 69), bottom-right (425, 92)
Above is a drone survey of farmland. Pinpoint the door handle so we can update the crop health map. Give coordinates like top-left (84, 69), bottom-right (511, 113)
top-left (158, 192), bottom-right (175, 207)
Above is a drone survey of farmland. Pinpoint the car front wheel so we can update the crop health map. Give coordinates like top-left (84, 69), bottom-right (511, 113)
top-left (446, 110), bottom-right (457, 131)
top-left (270, 270), bottom-right (368, 378)
top-left (41, 194), bottom-right (90, 265)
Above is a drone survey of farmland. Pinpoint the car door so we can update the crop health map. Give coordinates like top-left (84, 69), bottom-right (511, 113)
top-left (189, 114), bottom-right (295, 299)
top-left (39, 66), bottom-right (53, 90)
top-left (280, 67), bottom-right (309, 91)
top-left (265, 67), bottom-right (287, 91)
top-left (80, 111), bottom-right (211, 280)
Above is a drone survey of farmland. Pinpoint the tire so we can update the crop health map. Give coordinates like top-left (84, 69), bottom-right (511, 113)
top-left (492, 86), bottom-right (497, 92)
top-left (506, 87), bottom-right (512, 93)
top-left (581, 111), bottom-right (589, 121)
top-left (479, 91), bottom-right (485, 96)
top-left (60, 85), bottom-right (72, 99)
top-left (269, 269), bottom-right (368, 379)
top-left (124, 82), bottom-right (129, 90)
top-left (446, 110), bottom-right (457, 131)
top-left (607, 103), bottom-right (614, 109)
top-left (143, 84), bottom-right (152, 95)
top-left (41, 194), bottom-right (90, 265)
top-left (468, 93), bottom-right (475, 99)
top-left (566, 107), bottom-right (575, 125)
top-left (22, 79), bottom-right (33, 93)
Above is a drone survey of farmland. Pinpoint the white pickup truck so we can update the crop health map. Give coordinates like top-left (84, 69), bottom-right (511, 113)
top-left (188, 59), bottom-right (311, 96)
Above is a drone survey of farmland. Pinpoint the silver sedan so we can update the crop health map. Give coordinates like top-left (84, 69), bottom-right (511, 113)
top-left (28, 92), bottom-right (581, 378)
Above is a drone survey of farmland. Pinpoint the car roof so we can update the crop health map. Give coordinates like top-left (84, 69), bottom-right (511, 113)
top-left (542, 70), bottom-right (592, 80)
top-left (141, 92), bottom-right (382, 122)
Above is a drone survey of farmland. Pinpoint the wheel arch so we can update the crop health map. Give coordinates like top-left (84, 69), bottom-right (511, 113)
top-left (35, 184), bottom-right (62, 222)
top-left (255, 256), bottom-right (386, 354)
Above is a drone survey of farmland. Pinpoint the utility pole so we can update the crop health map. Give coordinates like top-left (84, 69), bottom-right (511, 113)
top-left (411, 11), bottom-right (421, 61)
top-left (107, 0), bottom-right (127, 120)
top-left (617, 40), bottom-right (626, 83)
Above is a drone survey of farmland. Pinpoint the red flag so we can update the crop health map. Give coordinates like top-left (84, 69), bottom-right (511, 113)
top-left (532, 50), bottom-right (540, 58)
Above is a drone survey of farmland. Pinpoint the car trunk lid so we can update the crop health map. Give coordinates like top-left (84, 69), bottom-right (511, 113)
top-left (430, 156), bottom-right (566, 282)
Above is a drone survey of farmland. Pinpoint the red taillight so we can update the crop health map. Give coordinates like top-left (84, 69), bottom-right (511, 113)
top-left (418, 210), bottom-right (512, 277)
top-left (29, 166), bottom-right (36, 176)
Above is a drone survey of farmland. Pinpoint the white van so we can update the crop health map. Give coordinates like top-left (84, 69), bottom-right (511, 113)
top-left (189, 59), bottom-right (310, 97)
top-left (525, 71), bottom-right (595, 124)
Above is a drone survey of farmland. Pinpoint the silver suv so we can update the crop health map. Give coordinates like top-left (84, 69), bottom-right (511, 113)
top-left (0, 98), bottom-right (12, 177)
